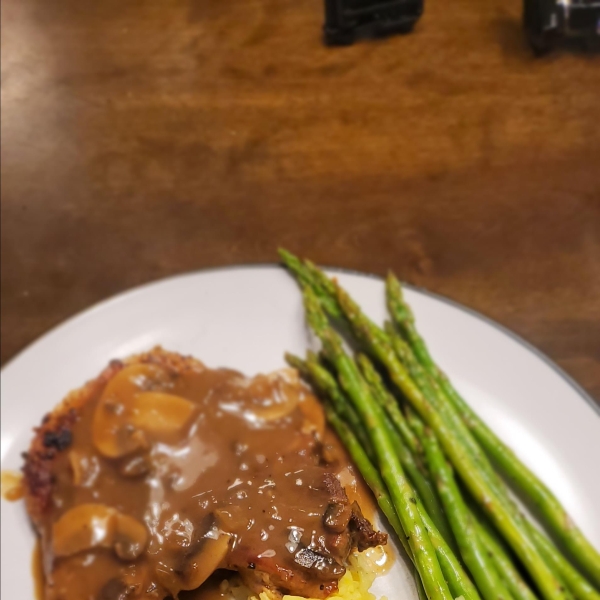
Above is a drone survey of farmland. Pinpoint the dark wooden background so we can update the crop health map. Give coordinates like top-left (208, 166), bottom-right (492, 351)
top-left (2, 0), bottom-right (599, 404)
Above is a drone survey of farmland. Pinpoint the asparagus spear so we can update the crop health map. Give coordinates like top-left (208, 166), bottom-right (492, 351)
top-left (418, 499), bottom-right (481, 600)
top-left (525, 524), bottom-right (600, 600)
top-left (388, 318), bottom-right (599, 600)
top-left (406, 404), bottom-right (427, 444)
top-left (415, 566), bottom-right (430, 600)
top-left (386, 273), bottom-right (600, 588)
top-left (278, 248), bottom-right (314, 289)
top-left (281, 252), bottom-right (550, 583)
top-left (285, 351), bottom-right (376, 461)
top-left (281, 249), bottom-right (392, 350)
top-left (333, 279), bottom-right (571, 600)
top-left (357, 352), bottom-right (420, 455)
top-left (376, 395), bottom-right (459, 556)
top-left (280, 253), bottom-right (593, 600)
top-left (286, 292), bottom-right (480, 600)
top-left (381, 318), bottom-right (587, 600)
top-left (473, 514), bottom-right (540, 600)
top-left (322, 400), bottom-right (406, 545)
top-left (301, 345), bottom-right (462, 566)
top-left (384, 323), bottom-right (504, 479)
top-left (321, 365), bottom-right (480, 600)
top-left (423, 428), bottom-right (515, 600)
top-left (279, 249), bottom-right (343, 320)
top-left (303, 288), bottom-right (454, 600)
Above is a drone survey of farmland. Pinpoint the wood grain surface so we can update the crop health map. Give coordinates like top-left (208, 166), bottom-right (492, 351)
top-left (2, 0), bottom-right (599, 403)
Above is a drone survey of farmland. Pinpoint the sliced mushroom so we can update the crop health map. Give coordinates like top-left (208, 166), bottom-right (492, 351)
top-left (114, 513), bottom-right (148, 560)
top-left (52, 503), bottom-right (147, 561)
top-left (93, 364), bottom-right (195, 458)
top-left (129, 392), bottom-right (195, 435)
top-left (52, 504), bottom-right (117, 558)
top-left (179, 534), bottom-right (231, 591)
top-left (244, 370), bottom-right (302, 422)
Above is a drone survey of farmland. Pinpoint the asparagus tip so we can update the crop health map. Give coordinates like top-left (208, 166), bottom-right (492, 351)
top-left (386, 270), bottom-right (398, 284)
top-left (278, 247), bottom-right (300, 264)
top-left (284, 352), bottom-right (303, 367)
top-left (386, 270), bottom-right (402, 287)
top-left (302, 286), bottom-right (330, 335)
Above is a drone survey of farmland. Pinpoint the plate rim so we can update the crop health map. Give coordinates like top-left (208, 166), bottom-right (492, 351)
top-left (2, 261), bottom-right (598, 418)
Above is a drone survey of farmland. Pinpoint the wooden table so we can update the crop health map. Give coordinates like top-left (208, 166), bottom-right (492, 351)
top-left (2, 0), bottom-right (599, 404)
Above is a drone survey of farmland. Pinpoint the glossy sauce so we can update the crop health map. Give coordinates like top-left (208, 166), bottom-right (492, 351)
top-left (33, 541), bottom-right (45, 600)
top-left (31, 361), bottom-right (385, 600)
top-left (361, 545), bottom-right (395, 577)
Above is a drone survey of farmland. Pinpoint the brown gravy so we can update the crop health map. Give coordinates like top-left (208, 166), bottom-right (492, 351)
top-left (33, 540), bottom-right (45, 600)
top-left (30, 359), bottom-right (384, 600)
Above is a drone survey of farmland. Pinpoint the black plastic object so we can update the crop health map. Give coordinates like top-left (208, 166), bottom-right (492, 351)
top-left (524, 0), bottom-right (600, 53)
top-left (324, 0), bottom-right (423, 45)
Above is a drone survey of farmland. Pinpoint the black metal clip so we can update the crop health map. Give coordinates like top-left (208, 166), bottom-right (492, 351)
top-left (324, 0), bottom-right (424, 45)
top-left (524, 0), bottom-right (600, 53)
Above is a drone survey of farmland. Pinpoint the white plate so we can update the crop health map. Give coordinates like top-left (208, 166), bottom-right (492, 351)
top-left (2, 265), bottom-right (599, 599)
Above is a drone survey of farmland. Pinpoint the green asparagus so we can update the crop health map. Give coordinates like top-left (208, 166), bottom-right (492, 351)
top-left (526, 523), bottom-right (600, 600)
top-left (334, 279), bottom-right (571, 600)
top-left (285, 351), bottom-right (376, 461)
top-left (279, 251), bottom-right (598, 600)
top-left (388, 316), bottom-right (598, 600)
top-left (322, 359), bottom-right (480, 600)
top-left (473, 512), bottom-right (540, 600)
top-left (386, 272), bottom-right (600, 588)
top-left (376, 397), bottom-right (458, 555)
top-left (303, 288), bottom-right (454, 600)
top-left (423, 429), bottom-right (515, 600)
top-left (357, 353), bottom-right (420, 455)
top-left (322, 401), bottom-right (406, 544)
